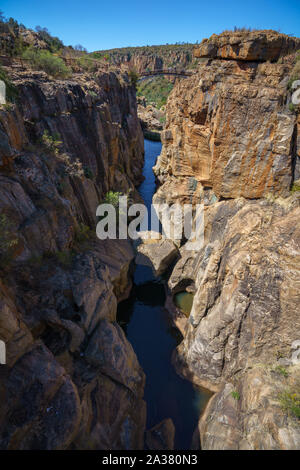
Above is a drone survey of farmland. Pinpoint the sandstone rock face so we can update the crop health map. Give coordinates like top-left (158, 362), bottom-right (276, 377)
top-left (168, 196), bottom-right (300, 449)
top-left (194, 30), bottom-right (300, 62)
top-left (0, 69), bottom-right (146, 449)
top-left (154, 50), bottom-right (298, 205)
top-left (0, 69), bottom-right (144, 261)
top-left (145, 418), bottom-right (175, 450)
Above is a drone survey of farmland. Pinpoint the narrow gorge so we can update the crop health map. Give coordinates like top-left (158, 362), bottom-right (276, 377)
top-left (0, 22), bottom-right (299, 452)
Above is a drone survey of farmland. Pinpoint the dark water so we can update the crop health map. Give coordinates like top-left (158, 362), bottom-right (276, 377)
top-left (117, 139), bottom-right (211, 449)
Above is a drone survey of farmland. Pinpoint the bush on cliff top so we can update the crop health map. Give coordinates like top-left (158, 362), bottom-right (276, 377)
top-left (22, 48), bottom-right (71, 78)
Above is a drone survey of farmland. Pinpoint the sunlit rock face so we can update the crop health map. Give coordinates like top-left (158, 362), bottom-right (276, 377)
top-left (0, 68), bottom-right (146, 449)
top-left (154, 32), bottom-right (299, 206)
top-left (168, 196), bottom-right (300, 449)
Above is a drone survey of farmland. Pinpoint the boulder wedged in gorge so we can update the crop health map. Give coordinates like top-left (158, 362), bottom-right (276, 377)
top-left (167, 195), bottom-right (300, 449)
top-left (194, 30), bottom-right (300, 62)
top-left (135, 231), bottom-right (179, 277)
top-left (0, 69), bottom-right (146, 449)
top-left (154, 35), bottom-right (300, 205)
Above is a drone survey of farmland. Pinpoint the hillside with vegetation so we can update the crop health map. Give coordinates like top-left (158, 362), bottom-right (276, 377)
top-left (137, 76), bottom-right (174, 109)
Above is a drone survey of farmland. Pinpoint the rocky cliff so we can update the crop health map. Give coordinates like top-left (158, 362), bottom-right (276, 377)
top-left (0, 67), bottom-right (146, 449)
top-left (154, 50), bottom-right (299, 205)
top-left (95, 44), bottom-right (196, 74)
top-left (154, 30), bottom-right (300, 449)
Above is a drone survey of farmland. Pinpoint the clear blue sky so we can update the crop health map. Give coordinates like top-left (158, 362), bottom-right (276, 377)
top-left (1, 0), bottom-right (300, 51)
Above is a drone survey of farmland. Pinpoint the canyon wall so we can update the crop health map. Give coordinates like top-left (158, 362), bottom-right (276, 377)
top-left (95, 45), bottom-right (196, 74)
top-left (155, 31), bottom-right (300, 449)
top-left (0, 68), bottom-right (146, 449)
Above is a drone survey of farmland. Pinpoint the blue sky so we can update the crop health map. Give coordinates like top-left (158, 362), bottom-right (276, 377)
top-left (1, 0), bottom-right (299, 51)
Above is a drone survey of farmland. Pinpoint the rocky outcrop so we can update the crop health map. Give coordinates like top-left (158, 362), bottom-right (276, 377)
top-left (0, 68), bottom-right (146, 449)
top-left (137, 97), bottom-right (164, 140)
top-left (154, 33), bottom-right (299, 206)
top-left (145, 418), bottom-right (175, 450)
top-left (0, 69), bottom-right (144, 261)
top-left (194, 30), bottom-right (300, 62)
top-left (168, 196), bottom-right (300, 449)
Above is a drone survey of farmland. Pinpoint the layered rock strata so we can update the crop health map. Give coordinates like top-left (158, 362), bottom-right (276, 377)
top-left (0, 68), bottom-right (146, 449)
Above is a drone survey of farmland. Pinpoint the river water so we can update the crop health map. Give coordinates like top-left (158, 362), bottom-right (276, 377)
top-left (117, 139), bottom-right (211, 449)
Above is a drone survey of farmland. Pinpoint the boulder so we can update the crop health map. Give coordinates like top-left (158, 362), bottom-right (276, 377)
top-left (135, 231), bottom-right (179, 276)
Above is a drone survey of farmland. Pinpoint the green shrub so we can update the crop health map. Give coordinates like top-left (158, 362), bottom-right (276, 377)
top-left (55, 250), bottom-right (74, 268)
top-left (289, 102), bottom-right (296, 113)
top-left (278, 389), bottom-right (300, 419)
top-left (0, 214), bottom-right (18, 267)
top-left (231, 390), bottom-right (240, 400)
top-left (273, 365), bottom-right (289, 377)
top-left (58, 153), bottom-right (83, 177)
top-left (89, 52), bottom-right (103, 60)
top-left (22, 48), bottom-right (71, 78)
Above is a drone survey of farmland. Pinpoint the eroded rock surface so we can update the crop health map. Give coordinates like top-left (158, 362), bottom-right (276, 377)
top-left (137, 97), bottom-right (164, 140)
top-left (135, 232), bottom-right (179, 277)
